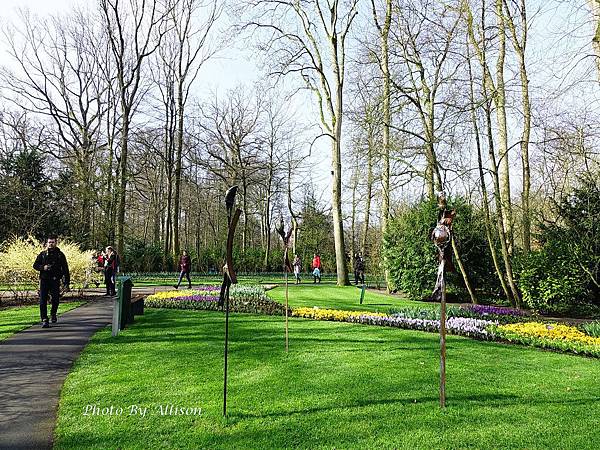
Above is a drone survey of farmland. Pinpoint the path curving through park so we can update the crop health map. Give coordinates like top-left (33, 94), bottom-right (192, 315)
top-left (0, 298), bottom-right (112, 450)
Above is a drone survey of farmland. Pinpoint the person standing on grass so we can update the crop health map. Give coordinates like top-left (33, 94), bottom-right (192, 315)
top-left (174, 250), bottom-right (192, 289)
top-left (354, 254), bottom-right (365, 285)
top-left (33, 234), bottom-right (70, 328)
top-left (293, 254), bottom-right (302, 284)
top-left (312, 253), bottom-right (322, 283)
top-left (103, 246), bottom-right (117, 297)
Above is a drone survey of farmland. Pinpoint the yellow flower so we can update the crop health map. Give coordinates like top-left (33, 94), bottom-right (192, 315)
top-left (146, 289), bottom-right (211, 301)
top-left (292, 307), bottom-right (387, 321)
top-left (499, 322), bottom-right (600, 347)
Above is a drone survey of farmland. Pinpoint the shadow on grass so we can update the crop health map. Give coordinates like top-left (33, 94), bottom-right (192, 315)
top-left (229, 392), bottom-right (600, 422)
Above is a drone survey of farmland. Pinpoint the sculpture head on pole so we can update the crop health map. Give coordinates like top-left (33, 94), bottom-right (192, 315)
top-left (225, 185), bottom-right (238, 223)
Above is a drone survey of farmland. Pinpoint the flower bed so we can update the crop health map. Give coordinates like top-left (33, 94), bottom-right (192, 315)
top-left (292, 307), bottom-right (496, 340)
top-left (389, 304), bottom-right (528, 325)
top-left (145, 285), bottom-right (289, 316)
top-left (492, 322), bottom-right (600, 357)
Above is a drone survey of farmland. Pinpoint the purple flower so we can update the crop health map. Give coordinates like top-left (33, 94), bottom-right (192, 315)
top-left (464, 304), bottom-right (526, 316)
top-left (173, 295), bottom-right (220, 302)
top-left (344, 313), bottom-right (496, 340)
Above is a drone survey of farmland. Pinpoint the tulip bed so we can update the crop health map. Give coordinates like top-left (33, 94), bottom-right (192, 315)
top-left (292, 305), bottom-right (600, 357)
top-left (492, 322), bottom-right (600, 357)
top-left (293, 307), bottom-right (497, 340)
top-left (145, 285), bottom-right (289, 316)
top-left (146, 285), bottom-right (600, 358)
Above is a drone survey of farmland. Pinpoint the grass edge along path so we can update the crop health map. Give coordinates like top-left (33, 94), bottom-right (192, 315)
top-left (0, 301), bottom-right (84, 341)
top-left (54, 308), bottom-right (600, 449)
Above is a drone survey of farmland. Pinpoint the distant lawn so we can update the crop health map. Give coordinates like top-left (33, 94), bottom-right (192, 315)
top-left (55, 308), bottom-right (600, 449)
top-left (0, 302), bottom-right (84, 341)
top-left (266, 283), bottom-right (433, 312)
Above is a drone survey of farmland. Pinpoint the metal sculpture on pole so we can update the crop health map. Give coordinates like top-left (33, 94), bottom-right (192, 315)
top-left (275, 217), bottom-right (293, 352)
top-left (431, 192), bottom-right (455, 408)
top-left (219, 185), bottom-right (241, 417)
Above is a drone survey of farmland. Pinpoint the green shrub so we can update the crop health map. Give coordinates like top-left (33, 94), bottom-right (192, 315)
top-left (382, 197), bottom-right (497, 301)
top-left (517, 178), bottom-right (600, 315)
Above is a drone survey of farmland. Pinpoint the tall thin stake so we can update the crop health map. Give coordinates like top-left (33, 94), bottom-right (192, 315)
top-left (285, 270), bottom-right (289, 352)
top-left (223, 284), bottom-right (230, 416)
top-left (439, 259), bottom-right (447, 408)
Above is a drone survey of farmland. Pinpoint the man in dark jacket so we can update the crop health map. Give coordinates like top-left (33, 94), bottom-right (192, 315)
top-left (33, 235), bottom-right (70, 328)
top-left (174, 250), bottom-right (192, 289)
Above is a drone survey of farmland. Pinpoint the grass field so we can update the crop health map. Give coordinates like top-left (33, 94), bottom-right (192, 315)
top-left (0, 302), bottom-right (84, 341)
top-left (54, 308), bottom-right (600, 449)
top-left (266, 283), bottom-right (433, 312)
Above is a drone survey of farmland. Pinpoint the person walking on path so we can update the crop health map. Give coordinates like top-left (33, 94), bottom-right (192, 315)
top-left (111, 249), bottom-right (121, 289)
top-left (354, 254), bottom-right (365, 285)
top-left (33, 235), bottom-right (70, 328)
top-left (312, 253), bottom-right (322, 283)
top-left (293, 254), bottom-right (302, 284)
top-left (103, 246), bottom-right (117, 297)
top-left (174, 250), bottom-right (192, 289)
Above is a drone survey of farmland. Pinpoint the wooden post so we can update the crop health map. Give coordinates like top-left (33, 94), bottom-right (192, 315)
top-left (285, 269), bottom-right (289, 352)
top-left (439, 259), bottom-right (446, 408)
top-left (223, 284), bottom-right (230, 417)
top-left (221, 186), bottom-right (240, 418)
top-left (276, 219), bottom-right (292, 353)
top-left (359, 284), bottom-right (366, 305)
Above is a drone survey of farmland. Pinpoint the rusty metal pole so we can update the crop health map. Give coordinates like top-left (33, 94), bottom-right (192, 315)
top-left (223, 283), bottom-right (230, 416)
top-left (221, 186), bottom-right (240, 417)
top-left (439, 258), bottom-right (447, 408)
top-left (276, 218), bottom-right (292, 353)
top-left (285, 263), bottom-right (289, 352)
top-left (432, 191), bottom-right (452, 409)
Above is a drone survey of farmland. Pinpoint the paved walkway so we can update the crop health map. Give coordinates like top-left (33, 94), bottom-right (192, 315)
top-left (0, 298), bottom-right (113, 450)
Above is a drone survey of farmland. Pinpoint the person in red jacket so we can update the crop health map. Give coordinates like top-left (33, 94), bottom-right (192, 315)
top-left (312, 253), bottom-right (322, 284)
top-left (174, 250), bottom-right (192, 289)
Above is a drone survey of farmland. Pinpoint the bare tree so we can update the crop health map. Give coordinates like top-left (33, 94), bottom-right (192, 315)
top-left (194, 88), bottom-right (263, 249)
top-left (504, 0), bottom-right (532, 253)
top-left (370, 0), bottom-right (392, 289)
top-left (244, 0), bottom-right (359, 285)
top-left (167, 0), bottom-right (221, 257)
top-left (1, 8), bottom-right (108, 245)
top-left (100, 0), bottom-right (170, 256)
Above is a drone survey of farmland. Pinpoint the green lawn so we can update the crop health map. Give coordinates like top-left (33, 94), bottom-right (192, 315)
top-left (55, 308), bottom-right (600, 449)
top-left (0, 302), bottom-right (84, 341)
top-left (266, 283), bottom-right (433, 312)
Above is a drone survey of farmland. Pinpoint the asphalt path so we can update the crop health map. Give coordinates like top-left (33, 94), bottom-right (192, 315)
top-left (0, 298), bottom-right (112, 450)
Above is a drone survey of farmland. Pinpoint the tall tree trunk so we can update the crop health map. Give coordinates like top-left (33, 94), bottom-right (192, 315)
top-left (467, 44), bottom-right (512, 301)
top-left (495, 0), bottom-right (514, 255)
top-left (116, 110), bottom-right (129, 257)
top-left (173, 87), bottom-right (184, 257)
top-left (332, 83), bottom-right (349, 285)
top-left (484, 96), bottom-right (521, 307)
top-left (372, 0), bottom-right (392, 291)
top-left (263, 156), bottom-right (274, 270)
top-left (361, 133), bottom-right (374, 256)
top-left (350, 160), bottom-right (359, 271)
top-left (504, 0), bottom-right (531, 253)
